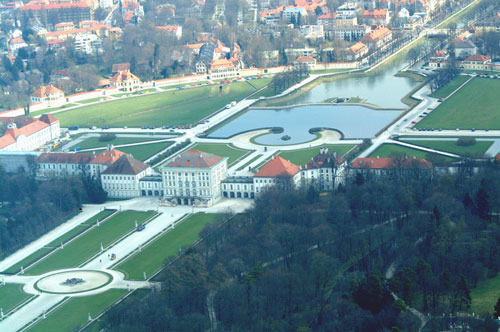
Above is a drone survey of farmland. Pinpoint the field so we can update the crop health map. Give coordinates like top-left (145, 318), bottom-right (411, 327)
top-left (429, 75), bottom-right (470, 99)
top-left (368, 144), bottom-right (456, 161)
top-left (0, 284), bottom-right (31, 313)
top-left (116, 213), bottom-right (224, 280)
top-left (470, 273), bottom-right (500, 314)
top-left (27, 289), bottom-right (127, 332)
top-left (25, 211), bottom-right (155, 275)
top-left (75, 136), bottom-right (164, 150)
top-left (402, 140), bottom-right (493, 157)
top-left (278, 144), bottom-right (355, 166)
top-left (190, 143), bottom-right (252, 166)
top-left (115, 141), bottom-right (174, 161)
top-left (29, 104), bottom-right (78, 117)
top-left (54, 81), bottom-right (262, 128)
top-left (2, 210), bottom-right (116, 274)
top-left (416, 78), bottom-right (500, 129)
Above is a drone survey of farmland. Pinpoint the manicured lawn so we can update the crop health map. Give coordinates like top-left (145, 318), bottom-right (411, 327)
top-left (77, 97), bottom-right (110, 104)
top-left (116, 213), bottom-right (224, 280)
top-left (236, 154), bottom-right (263, 171)
top-left (310, 68), bottom-right (350, 74)
top-left (429, 75), bottom-right (470, 99)
top-left (279, 144), bottom-right (355, 166)
top-left (112, 88), bottom-right (157, 97)
top-left (416, 78), bottom-right (500, 129)
top-left (25, 211), bottom-right (156, 275)
top-left (75, 136), bottom-right (166, 150)
top-left (116, 141), bottom-right (174, 161)
top-left (368, 144), bottom-right (456, 161)
top-left (190, 143), bottom-right (252, 166)
top-left (2, 210), bottom-right (115, 274)
top-left (27, 289), bottom-right (127, 332)
top-left (55, 81), bottom-right (259, 128)
top-left (470, 273), bottom-right (500, 314)
top-left (29, 104), bottom-right (78, 117)
top-left (403, 140), bottom-right (493, 157)
top-left (0, 283), bottom-right (31, 313)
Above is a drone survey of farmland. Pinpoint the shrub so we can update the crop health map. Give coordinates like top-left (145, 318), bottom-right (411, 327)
top-left (457, 137), bottom-right (476, 146)
top-left (99, 133), bottom-right (116, 142)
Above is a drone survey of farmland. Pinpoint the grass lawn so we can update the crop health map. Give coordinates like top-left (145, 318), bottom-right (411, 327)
top-left (368, 144), bottom-right (456, 162)
top-left (116, 213), bottom-right (225, 280)
top-left (236, 154), bottom-right (263, 171)
top-left (429, 75), bottom-right (470, 99)
top-left (2, 210), bottom-right (115, 274)
top-left (310, 68), bottom-right (351, 74)
top-left (111, 88), bottom-right (157, 98)
top-left (27, 289), bottom-right (127, 332)
top-left (416, 78), bottom-right (500, 129)
top-left (55, 81), bottom-right (259, 128)
top-left (279, 144), bottom-right (355, 166)
top-left (470, 273), bottom-right (500, 314)
top-left (402, 140), bottom-right (493, 157)
top-left (29, 104), bottom-right (78, 117)
top-left (0, 283), bottom-right (31, 313)
top-left (77, 97), bottom-right (111, 104)
top-left (116, 141), bottom-right (174, 161)
top-left (76, 136), bottom-right (166, 150)
top-left (25, 211), bottom-right (155, 275)
top-left (190, 143), bottom-right (252, 166)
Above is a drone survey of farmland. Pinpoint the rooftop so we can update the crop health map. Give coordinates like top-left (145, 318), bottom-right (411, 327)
top-left (163, 150), bottom-right (226, 168)
top-left (254, 156), bottom-right (300, 178)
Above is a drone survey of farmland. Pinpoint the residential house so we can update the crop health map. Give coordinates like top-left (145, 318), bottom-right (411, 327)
top-left (454, 40), bottom-right (477, 59)
top-left (349, 157), bottom-right (432, 178)
top-left (156, 25), bottom-right (183, 39)
top-left (300, 25), bottom-right (324, 41)
top-left (362, 9), bottom-right (390, 25)
top-left (361, 25), bottom-right (392, 49)
top-left (160, 150), bottom-right (228, 206)
top-left (474, 13), bottom-right (500, 33)
top-left (101, 154), bottom-right (151, 198)
top-left (30, 85), bottom-right (65, 107)
top-left (293, 55), bottom-right (317, 70)
top-left (428, 50), bottom-right (449, 68)
top-left (209, 58), bottom-right (237, 79)
top-left (460, 54), bottom-right (492, 71)
top-left (110, 70), bottom-right (141, 92)
top-left (347, 42), bottom-right (369, 60)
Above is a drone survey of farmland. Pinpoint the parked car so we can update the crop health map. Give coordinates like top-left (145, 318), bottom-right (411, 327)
top-left (68, 125), bottom-right (79, 131)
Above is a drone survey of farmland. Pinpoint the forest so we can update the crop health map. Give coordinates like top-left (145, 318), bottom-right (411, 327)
top-left (100, 163), bottom-right (500, 332)
top-left (0, 166), bottom-right (106, 260)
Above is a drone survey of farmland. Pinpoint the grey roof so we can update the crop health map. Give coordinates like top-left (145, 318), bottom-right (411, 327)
top-left (102, 155), bottom-right (149, 175)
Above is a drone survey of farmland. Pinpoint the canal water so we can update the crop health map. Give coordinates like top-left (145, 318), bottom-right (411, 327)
top-left (209, 51), bottom-right (425, 145)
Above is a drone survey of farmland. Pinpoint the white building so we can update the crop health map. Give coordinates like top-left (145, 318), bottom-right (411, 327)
top-left (110, 70), bottom-right (141, 92)
top-left (139, 174), bottom-right (164, 197)
top-left (99, 0), bottom-right (113, 9)
top-left (74, 33), bottom-right (101, 55)
top-left (253, 156), bottom-right (301, 195)
top-left (300, 148), bottom-right (346, 191)
top-left (160, 150), bottom-right (228, 206)
top-left (36, 148), bottom-right (126, 178)
top-left (0, 114), bottom-right (60, 151)
top-left (101, 155), bottom-right (151, 198)
top-left (30, 85), bottom-right (65, 108)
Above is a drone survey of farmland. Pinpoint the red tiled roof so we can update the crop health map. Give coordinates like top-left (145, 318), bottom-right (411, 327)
top-left (37, 149), bottom-right (126, 165)
top-left (156, 25), bottom-right (180, 33)
top-left (112, 63), bottom-right (130, 73)
top-left (165, 150), bottom-right (225, 168)
top-left (102, 154), bottom-right (149, 174)
top-left (350, 157), bottom-right (432, 169)
top-left (39, 113), bottom-right (59, 124)
top-left (110, 70), bottom-right (139, 83)
top-left (31, 85), bottom-right (64, 98)
top-left (254, 156), bottom-right (300, 178)
top-left (295, 55), bottom-right (316, 63)
top-left (465, 54), bottom-right (491, 62)
top-left (363, 9), bottom-right (388, 19)
top-left (20, 1), bottom-right (89, 11)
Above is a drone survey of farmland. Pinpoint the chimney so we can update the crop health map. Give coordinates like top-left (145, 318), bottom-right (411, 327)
top-left (377, 155), bottom-right (379, 159)
top-left (272, 155), bottom-right (275, 160)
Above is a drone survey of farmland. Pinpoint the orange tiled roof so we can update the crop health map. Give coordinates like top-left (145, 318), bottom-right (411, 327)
top-left (295, 55), bottom-right (316, 63)
top-left (465, 54), bottom-right (491, 62)
top-left (254, 156), bottom-right (300, 178)
top-left (362, 26), bottom-right (392, 43)
top-left (349, 42), bottom-right (368, 54)
top-left (31, 85), bottom-right (64, 98)
top-left (210, 58), bottom-right (235, 70)
top-left (156, 25), bottom-right (180, 33)
top-left (20, 1), bottom-right (89, 11)
top-left (363, 9), bottom-right (388, 19)
top-left (110, 70), bottom-right (139, 83)
top-left (37, 149), bottom-right (126, 165)
top-left (350, 157), bottom-right (432, 169)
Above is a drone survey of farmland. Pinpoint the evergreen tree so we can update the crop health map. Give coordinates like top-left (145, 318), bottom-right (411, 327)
top-left (494, 296), bottom-right (500, 318)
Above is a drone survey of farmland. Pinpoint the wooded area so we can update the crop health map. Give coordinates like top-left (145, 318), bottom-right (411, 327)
top-left (0, 166), bottom-right (106, 260)
top-left (98, 163), bottom-right (500, 332)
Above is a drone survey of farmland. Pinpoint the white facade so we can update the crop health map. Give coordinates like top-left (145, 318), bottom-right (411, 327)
top-left (101, 168), bottom-right (151, 198)
top-left (74, 33), bottom-right (101, 55)
top-left (99, 0), bottom-right (113, 9)
top-left (160, 152), bottom-right (228, 206)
